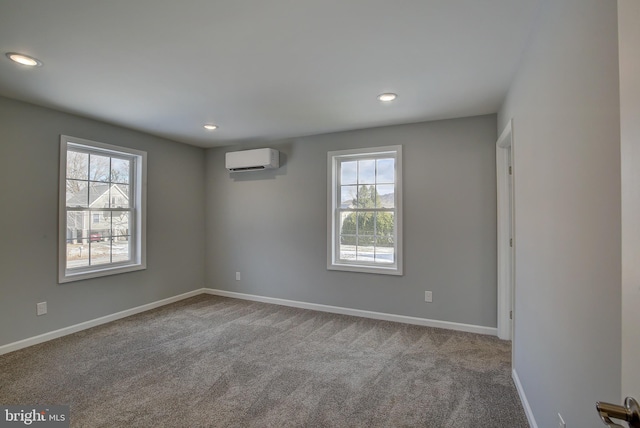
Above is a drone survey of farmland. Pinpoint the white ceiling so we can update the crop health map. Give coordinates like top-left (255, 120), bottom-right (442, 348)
top-left (0, 0), bottom-right (542, 148)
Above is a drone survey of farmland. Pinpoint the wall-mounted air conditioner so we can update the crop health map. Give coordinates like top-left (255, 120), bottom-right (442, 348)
top-left (225, 148), bottom-right (280, 172)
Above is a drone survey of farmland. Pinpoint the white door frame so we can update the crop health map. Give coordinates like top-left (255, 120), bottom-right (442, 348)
top-left (496, 119), bottom-right (514, 341)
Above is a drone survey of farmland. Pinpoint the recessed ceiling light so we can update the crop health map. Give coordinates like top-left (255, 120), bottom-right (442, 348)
top-left (377, 93), bottom-right (397, 102)
top-left (204, 124), bottom-right (218, 130)
top-left (6, 52), bottom-right (42, 67)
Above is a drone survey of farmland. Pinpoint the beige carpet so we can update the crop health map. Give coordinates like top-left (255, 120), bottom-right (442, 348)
top-left (0, 295), bottom-right (528, 427)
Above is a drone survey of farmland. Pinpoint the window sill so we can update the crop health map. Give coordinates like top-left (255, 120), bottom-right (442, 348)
top-left (59, 263), bottom-right (146, 284)
top-left (328, 262), bottom-right (403, 276)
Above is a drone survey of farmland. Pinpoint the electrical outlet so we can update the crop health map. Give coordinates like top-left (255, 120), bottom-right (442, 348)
top-left (558, 413), bottom-right (566, 428)
top-left (36, 302), bottom-right (47, 316)
top-left (236, 272), bottom-right (241, 281)
top-left (424, 291), bottom-right (432, 302)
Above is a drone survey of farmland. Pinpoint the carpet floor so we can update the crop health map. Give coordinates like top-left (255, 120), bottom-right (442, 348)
top-left (0, 295), bottom-right (528, 427)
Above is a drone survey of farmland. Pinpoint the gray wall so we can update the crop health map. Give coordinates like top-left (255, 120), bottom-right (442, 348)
top-left (0, 96), bottom-right (206, 346)
top-left (205, 115), bottom-right (498, 328)
top-left (619, 0), bottom-right (640, 399)
top-left (498, 1), bottom-right (621, 426)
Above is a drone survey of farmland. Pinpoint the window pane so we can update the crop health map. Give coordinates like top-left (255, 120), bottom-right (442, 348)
top-left (339, 211), bottom-right (356, 235)
top-left (357, 236), bottom-right (375, 262)
top-left (111, 158), bottom-right (130, 184)
top-left (111, 210), bottom-right (131, 264)
top-left (89, 154), bottom-right (110, 182)
top-left (340, 186), bottom-right (358, 208)
top-left (66, 180), bottom-right (88, 207)
top-left (66, 238), bottom-right (89, 269)
top-left (112, 211), bottom-right (131, 237)
top-left (110, 184), bottom-right (130, 208)
top-left (376, 184), bottom-right (394, 208)
top-left (90, 241), bottom-right (111, 265)
top-left (376, 158), bottom-right (395, 184)
top-left (91, 211), bottom-right (111, 238)
top-left (355, 185), bottom-right (377, 208)
top-left (376, 212), bottom-right (395, 240)
top-left (358, 159), bottom-right (375, 184)
top-left (112, 239), bottom-right (131, 263)
top-left (89, 183), bottom-right (111, 208)
top-left (67, 151), bottom-right (88, 180)
top-left (357, 212), bottom-right (375, 236)
top-left (66, 211), bottom-right (85, 240)
top-left (339, 238), bottom-right (356, 261)
top-left (340, 161), bottom-right (357, 185)
top-left (375, 236), bottom-right (395, 264)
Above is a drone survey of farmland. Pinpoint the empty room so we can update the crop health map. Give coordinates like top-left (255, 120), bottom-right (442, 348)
top-left (1, 1), bottom-right (638, 427)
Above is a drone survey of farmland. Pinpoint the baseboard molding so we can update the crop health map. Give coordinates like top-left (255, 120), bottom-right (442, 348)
top-left (204, 288), bottom-right (498, 336)
top-left (513, 368), bottom-right (538, 428)
top-left (0, 289), bottom-right (206, 356)
top-left (1, 287), bottom-right (498, 356)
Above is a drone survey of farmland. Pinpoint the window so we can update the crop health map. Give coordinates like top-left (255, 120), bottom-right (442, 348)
top-left (327, 145), bottom-right (402, 275)
top-left (59, 135), bottom-right (146, 283)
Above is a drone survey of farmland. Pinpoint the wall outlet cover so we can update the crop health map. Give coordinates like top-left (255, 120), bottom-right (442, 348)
top-left (36, 302), bottom-right (47, 316)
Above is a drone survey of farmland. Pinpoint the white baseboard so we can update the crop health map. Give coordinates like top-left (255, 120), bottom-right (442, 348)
top-left (204, 288), bottom-right (498, 336)
top-left (513, 368), bottom-right (537, 428)
top-left (0, 287), bottom-right (498, 356)
top-left (0, 289), bottom-right (206, 356)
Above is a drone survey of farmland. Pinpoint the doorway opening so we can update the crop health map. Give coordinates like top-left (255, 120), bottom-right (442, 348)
top-left (497, 119), bottom-right (514, 343)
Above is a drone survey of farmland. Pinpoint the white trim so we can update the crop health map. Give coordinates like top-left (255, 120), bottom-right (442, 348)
top-left (497, 120), bottom-right (514, 149)
top-left (204, 288), bottom-right (497, 336)
top-left (58, 135), bottom-right (147, 283)
top-left (513, 368), bottom-right (538, 428)
top-left (496, 120), bottom-right (514, 341)
top-left (326, 145), bottom-right (403, 276)
top-left (0, 289), bottom-right (204, 356)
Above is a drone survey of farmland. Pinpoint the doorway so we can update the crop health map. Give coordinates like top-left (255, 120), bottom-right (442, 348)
top-left (496, 119), bottom-right (514, 343)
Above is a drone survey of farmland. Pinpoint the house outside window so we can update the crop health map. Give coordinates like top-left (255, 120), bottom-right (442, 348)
top-left (327, 145), bottom-right (403, 275)
top-left (59, 135), bottom-right (146, 283)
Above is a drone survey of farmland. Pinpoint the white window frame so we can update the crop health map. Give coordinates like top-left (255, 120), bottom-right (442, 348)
top-left (327, 145), bottom-right (403, 275)
top-left (58, 135), bottom-right (147, 283)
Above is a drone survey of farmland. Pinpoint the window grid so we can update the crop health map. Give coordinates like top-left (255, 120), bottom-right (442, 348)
top-left (337, 157), bottom-right (396, 264)
top-left (65, 147), bottom-right (135, 270)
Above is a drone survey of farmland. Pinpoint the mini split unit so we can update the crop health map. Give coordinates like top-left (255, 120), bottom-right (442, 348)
top-left (225, 148), bottom-right (280, 172)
